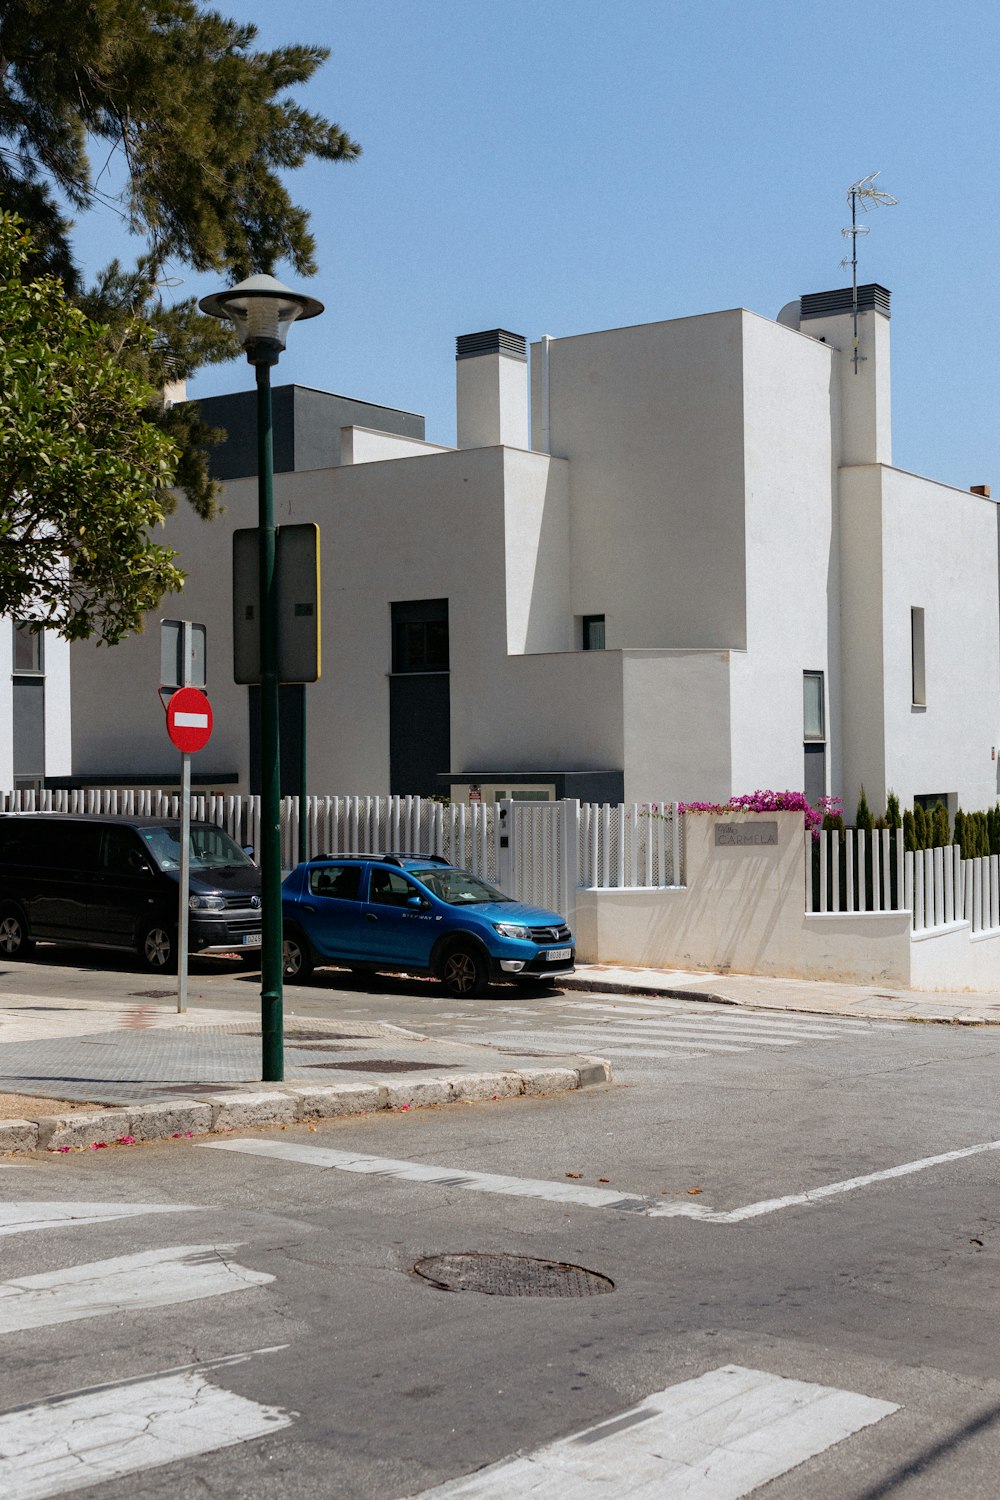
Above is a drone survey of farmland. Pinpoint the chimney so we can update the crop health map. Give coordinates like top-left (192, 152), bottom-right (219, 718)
top-left (798, 284), bottom-right (892, 467)
top-left (971, 484), bottom-right (991, 498)
top-left (455, 329), bottom-right (528, 450)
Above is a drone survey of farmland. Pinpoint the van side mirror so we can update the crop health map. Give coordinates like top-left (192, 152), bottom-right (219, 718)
top-left (128, 850), bottom-right (153, 877)
top-left (243, 844), bottom-right (256, 861)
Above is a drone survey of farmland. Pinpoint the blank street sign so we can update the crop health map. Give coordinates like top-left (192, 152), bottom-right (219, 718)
top-left (232, 523), bottom-right (321, 684)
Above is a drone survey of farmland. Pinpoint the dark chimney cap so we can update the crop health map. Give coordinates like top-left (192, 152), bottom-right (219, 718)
top-left (456, 329), bottom-right (526, 361)
top-left (971, 484), bottom-right (991, 498)
top-left (800, 284), bottom-right (891, 321)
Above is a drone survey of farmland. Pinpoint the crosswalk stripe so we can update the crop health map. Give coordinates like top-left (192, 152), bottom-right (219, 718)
top-left (204, 1135), bottom-right (1000, 1225)
top-left (0, 1245), bottom-right (273, 1335)
top-left (545, 1021), bottom-right (798, 1047)
top-left (501, 1028), bottom-right (753, 1054)
top-left (0, 1366), bottom-right (292, 1499)
top-left (561, 1002), bottom-right (876, 1036)
top-left (401, 1363), bottom-right (898, 1498)
top-left (0, 1203), bottom-right (199, 1239)
top-left (560, 1000), bottom-right (880, 1033)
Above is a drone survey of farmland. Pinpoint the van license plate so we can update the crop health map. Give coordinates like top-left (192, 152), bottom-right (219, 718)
top-left (243, 933), bottom-right (262, 947)
top-left (546, 947), bottom-right (571, 962)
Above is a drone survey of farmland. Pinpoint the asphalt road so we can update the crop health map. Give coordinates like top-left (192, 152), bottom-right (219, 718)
top-left (4, 951), bottom-right (1000, 1496)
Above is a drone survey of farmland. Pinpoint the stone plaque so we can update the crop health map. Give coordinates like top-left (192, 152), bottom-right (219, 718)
top-left (715, 820), bottom-right (779, 847)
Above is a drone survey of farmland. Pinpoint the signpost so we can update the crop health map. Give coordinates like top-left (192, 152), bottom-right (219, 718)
top-left (160, 622), bottom-right (211, 1013)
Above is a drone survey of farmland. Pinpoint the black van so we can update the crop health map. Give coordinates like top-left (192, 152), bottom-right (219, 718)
top-left (0, 814), bottom-right (262, 972)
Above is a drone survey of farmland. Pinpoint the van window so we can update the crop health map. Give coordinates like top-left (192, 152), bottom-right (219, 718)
top-left (101, 827), bottom-right (145, 874)
top-left (139, 824), bottom-right (254, 872)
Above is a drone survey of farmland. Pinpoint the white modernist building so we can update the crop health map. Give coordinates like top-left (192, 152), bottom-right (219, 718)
top-left (55, 282), bottom-right (999, 818)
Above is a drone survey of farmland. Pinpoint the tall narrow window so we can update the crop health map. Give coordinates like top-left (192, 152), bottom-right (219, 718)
top-left (803, 671), bottom-right (826, 804)
top-left (13, 622), bottom-right (43, 674)
top-left (582, 614), bottom-right (606, 651)
top-left (911, 607), bottom-right (926, 706)
top-left (392, 599), bottom-right (449, 673)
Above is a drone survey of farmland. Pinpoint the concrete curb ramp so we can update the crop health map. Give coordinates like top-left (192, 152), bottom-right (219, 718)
top-left (0, 1060), bottom-right (612, 1157)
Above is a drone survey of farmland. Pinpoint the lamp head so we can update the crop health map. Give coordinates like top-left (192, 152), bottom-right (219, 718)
top-left (198, 274), bottom-right (324, 365)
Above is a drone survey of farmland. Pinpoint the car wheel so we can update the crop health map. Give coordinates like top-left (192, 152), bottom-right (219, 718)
top-left (0, 906), bottom-right (34, 959)
top-left (282, 932), bottom-right (313, 982)
top-left (138, 921), bottom-right (176, 973)
top-left (440, 942), bottom-right (489, 998)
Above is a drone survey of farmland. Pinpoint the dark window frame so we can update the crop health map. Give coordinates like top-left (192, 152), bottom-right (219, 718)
top-left (391, 599), bottom-right (450, 675)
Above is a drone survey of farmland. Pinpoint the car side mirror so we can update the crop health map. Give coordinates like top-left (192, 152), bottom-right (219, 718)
top-left (128, 850), bottom-right (153, 877)
top-left (406, 894), bottom-right (427, 909)
top-left (243, 844), bottom-right (256, 861)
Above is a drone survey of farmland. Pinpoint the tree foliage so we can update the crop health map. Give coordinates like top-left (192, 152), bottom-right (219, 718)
top-left (0, 2), bottom-right (360, 518)
top-left (0, 214), bottom-right (185, 643)
top-left (0, 0), bottom-right (360, 285)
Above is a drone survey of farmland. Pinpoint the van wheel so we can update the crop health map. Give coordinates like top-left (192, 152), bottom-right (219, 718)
top-left (138, 921), bottom-right (176, 973)
top-left (282, 932), bottom-right (313, 982)
top-left (440, 942), bottom-right (489, 998)
top-left (0, 906), bottom-right (33, 959)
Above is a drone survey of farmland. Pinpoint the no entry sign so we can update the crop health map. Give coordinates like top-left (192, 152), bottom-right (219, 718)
top-left (166, 686), bottom-right (213, 753)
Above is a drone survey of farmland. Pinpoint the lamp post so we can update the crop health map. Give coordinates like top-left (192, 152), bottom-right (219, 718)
top-left (199, 274), bottom-right (323, 1081)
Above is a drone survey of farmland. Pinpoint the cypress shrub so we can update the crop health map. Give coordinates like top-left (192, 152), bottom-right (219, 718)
top-left (914, 803), bottom-right (928, 849)
top-left (989, 804), bottom-right (1000, 856)
top-left (932, 801), bottom-right (950, 848)
top-left (886, 791), bottom-right (902, 829)
top-left (902, 809), bottom-right (917, 853)
top-left (954, 809), bottom-right (966, 857)
top-left (855, 787), bottom-right (874, 832)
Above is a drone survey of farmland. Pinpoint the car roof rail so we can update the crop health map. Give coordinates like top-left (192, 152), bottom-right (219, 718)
top-left (309, 851), bottom-right (451, 866)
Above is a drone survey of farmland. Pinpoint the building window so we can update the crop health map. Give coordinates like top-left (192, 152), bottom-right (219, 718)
top-left (391, 599), bottom-right (449, 673)
top-left (582, 615), bottom-right (606, 651)
top-left (13, 622), bottom-right (43, 675)
top-left (803, 671), bottom-right (825, 741)
top-left (911, 607), bottom-right (926, 706)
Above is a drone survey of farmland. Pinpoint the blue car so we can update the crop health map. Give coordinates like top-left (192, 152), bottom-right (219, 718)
top-left (280, 852), bottom-right (575, 996)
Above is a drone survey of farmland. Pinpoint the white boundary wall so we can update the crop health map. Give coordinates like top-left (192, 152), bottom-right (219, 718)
top-left (575, 811), bottom-right (1000, 992)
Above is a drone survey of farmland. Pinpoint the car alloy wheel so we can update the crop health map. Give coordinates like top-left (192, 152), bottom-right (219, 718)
top-left (282, 934), bottom-right (313, 982)
top-left (139, 923), bottom-right (175, 972)
top-left (441, 943), bottom-right (488, 998)
top-left (0, 907), bottom-right (32, 958)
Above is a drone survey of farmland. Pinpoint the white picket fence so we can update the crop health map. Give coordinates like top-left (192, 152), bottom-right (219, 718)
top-left (806, 829), bottom-right (1000, 935)
top-left (0, 789), bottom-right (684, 927)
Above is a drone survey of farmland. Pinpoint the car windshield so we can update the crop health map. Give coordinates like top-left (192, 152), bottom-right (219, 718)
top-left (139, 825), bottom-right (254, 872)
top-left (410, 867), bottom-right (512, 904)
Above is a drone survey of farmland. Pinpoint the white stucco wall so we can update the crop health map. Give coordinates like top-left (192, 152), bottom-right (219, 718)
top-left (340, 427), bottom-right (453, 464)
top-left (574, 812), bottom-right (914, 985)
top-left (619, 649), bottom-right (732, 804)
top-left (531, 311), bottom-right (749, 652)
top-left (729, 314), bottom-right (839, 797)
top-left (0, 623), bottom-right (11, 789)
top-left (41, 629), bottom-right (72, 777)
top-left (879, 468), bottom-right (1000, 812)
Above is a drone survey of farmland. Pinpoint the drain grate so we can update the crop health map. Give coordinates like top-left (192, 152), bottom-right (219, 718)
top-left (304, 1058), bottom-right (449, 1072)
top-left (413, 1252), bottom-right (614, 1297)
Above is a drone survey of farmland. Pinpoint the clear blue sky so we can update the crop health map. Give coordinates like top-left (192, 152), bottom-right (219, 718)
top-left (73, 1), bottom-right (1000, 488)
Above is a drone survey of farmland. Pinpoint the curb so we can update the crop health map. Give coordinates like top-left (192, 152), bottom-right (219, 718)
top-left (562, 975), bottom-right (998, 1026)
top-left (0, 1059), bottom-right (613, 1158)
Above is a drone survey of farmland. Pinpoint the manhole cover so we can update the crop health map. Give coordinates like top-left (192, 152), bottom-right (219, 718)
top-left (240, 1029), bottom-right (366, 1042)
top-left (413, 1253), bottom-right (614, 1297)
top-left (304, 1059), bottom-right (449, 1072)
top-left (128, 990), bottom-right (175, 1000)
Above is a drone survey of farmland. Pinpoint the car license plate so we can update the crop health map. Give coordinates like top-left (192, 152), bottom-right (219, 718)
top-left (243, 933), bottom-right (262, 947)
top-left (545, 947), bottom-right (571, 962)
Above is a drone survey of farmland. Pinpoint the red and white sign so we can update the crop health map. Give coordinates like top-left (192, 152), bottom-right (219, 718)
top-left (165, 687), bottom-right (213, 753)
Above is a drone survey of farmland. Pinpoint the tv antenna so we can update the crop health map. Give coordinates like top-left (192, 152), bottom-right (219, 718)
top-left (840, 173), bottom-right (897, 372)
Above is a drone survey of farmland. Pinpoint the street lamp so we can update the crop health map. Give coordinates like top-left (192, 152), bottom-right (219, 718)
top-left (199, 274), bottom-right (324, 1082)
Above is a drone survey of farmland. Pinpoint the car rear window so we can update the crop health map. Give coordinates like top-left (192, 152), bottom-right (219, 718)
top-left (308, 865), bottom-right (361, 900)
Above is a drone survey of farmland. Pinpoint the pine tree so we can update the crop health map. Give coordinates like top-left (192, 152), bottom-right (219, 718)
top-left (0, 1), bottom-right (361, 519)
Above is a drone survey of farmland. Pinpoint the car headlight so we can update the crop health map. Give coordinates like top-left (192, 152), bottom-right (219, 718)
top-left (189, 895), bottom-right (225, 911)
top-left (493, 922), bottom-right (532, 940)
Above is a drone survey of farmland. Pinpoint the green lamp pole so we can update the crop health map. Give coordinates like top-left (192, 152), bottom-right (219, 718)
top-left (199, 275), bottom-right (323, 1081)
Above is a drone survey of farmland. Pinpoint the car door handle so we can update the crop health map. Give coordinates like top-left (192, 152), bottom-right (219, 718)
top-left (365, 912), bottom-right (378, 922)
top-left (302, 904), bottom-right (316, 914)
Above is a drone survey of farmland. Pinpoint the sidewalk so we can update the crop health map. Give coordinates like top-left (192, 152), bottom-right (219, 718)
top-left (0, 991), bottom-right (611, 1156)
top-left (566, 964), bottom-right (1000, 1025)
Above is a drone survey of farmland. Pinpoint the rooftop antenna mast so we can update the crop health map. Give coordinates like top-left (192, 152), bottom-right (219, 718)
top-left (841, 173), bottom-right (897, 372)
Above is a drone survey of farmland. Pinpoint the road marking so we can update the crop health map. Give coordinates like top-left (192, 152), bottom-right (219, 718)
top-left (561, 1003), bottom-right (878, 1037)
top-left (203, 1136), bottom-right (1000, 1224)
top-left (0, 1366), bottom-right (292, 1499)
top-left (0, 1203), bottom-right (199, 1239)
top-left (0, 1245), bottom-right (272, 1334)
top-left (402, 1363), bottom-right (898, 1498)
top-left (535, 1022), bottom-right (797, 1048)
top-left (493, 1027), bottom-right (753, 1054)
